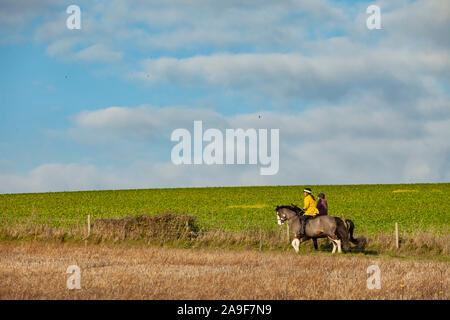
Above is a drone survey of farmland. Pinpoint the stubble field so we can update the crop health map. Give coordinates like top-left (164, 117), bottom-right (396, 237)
top-left (0, 241), bottom-right (447, 300)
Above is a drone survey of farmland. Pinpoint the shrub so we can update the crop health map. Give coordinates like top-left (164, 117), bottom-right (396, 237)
top-left (92, 213), bottom-right (199, 242)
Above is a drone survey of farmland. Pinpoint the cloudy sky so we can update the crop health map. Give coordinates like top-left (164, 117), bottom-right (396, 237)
top-left (0, 0), bottom-right (449, 193)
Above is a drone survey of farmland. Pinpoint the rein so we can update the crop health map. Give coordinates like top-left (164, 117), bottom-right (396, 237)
top-left (278, 207), bottom-right (303, 223)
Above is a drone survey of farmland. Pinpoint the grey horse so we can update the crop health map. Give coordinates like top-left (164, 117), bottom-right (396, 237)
top-left (275, 205), bottom-right (358, 253)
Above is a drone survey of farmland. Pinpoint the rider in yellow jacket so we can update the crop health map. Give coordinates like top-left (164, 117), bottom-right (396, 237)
top-left (299, 188), bottom-right (318, 237)
top-left (303, 190), bottom-right (319, 216)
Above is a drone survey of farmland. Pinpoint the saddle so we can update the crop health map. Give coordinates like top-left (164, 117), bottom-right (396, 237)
top-left (299, 215), bottom-right (317, 237)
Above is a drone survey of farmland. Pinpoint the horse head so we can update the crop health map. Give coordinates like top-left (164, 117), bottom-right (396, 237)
top-left (275, 205), bottom-right (303, 225)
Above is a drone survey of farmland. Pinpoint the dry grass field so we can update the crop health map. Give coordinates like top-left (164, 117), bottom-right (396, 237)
top-left (0, 241), bottom-right (447, 300)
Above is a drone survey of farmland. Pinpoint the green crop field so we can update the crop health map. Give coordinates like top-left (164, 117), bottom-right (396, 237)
top-left (0, 183), bottom-right (449, 235)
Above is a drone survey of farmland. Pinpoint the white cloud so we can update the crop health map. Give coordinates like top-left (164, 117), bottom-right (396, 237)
top-left (2, 120), bottom-right (448, 193)
top-left (0, 0), bottom-right (60, 36)
top-left (131, 49), bottom-right (450, 103)
top-left (73, 105), bottom-right (224, 141)
top-left (0, 163), bottom-right (111, 194)
top-left (46, 38), bottom-right (82, 57)
top-left (5, 0), bottom-right (449, 70)
top-left (0, 161), bottom-right (263, 193)
top-left (73, 44), bottom-right (123, 63)
top-left (380, 0), bottom-right (450, 49)
top-left (2, 92), bottom-right (446, 193)
top-left (28, 0), bottom-right (351, 60)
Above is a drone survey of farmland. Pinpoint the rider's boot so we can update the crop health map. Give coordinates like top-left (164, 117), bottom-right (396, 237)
top-left (300, 217), bottom-right (306, 237)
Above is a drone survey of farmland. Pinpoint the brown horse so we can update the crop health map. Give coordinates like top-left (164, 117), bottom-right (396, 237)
top-left (276, 205), bottom-right (358, 253)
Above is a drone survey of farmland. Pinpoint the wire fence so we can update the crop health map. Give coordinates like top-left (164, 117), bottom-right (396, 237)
top-left (1, 213), bottom-right (449, 258)
top-left (2, 213), bottom-right (449, 230)
top-left (1, 213), bottom-right (448, 245)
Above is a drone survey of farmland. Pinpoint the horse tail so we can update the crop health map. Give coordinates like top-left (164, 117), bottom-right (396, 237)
top-left (345, 219), bottom-right (358, 244)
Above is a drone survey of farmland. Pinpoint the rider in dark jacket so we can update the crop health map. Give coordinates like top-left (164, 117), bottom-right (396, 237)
top-left (316, 193), bottom-right (328, 216)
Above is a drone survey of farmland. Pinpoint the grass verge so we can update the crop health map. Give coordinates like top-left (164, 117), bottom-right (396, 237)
top-left (0, 213), bottom-right (448, 261)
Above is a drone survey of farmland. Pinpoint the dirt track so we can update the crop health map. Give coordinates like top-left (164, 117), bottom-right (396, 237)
top-left (0, 242), bottom-right (447, 299)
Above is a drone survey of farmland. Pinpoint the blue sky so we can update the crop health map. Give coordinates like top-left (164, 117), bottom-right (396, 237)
top-left (0, 0), bottom-right (449, 193)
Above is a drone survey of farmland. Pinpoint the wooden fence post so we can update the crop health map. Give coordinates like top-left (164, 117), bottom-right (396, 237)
top-left (259, 227), bottom-right (262, 251)
top-left (87, 214), bottom-right (91, 238)
top-left (395, 222), bottom-right (399, 248)
top-left (286, 223), bottom-right (290, 243)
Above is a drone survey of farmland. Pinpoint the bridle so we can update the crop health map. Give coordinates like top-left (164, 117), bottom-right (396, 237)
top-left (277, 207), bottom-right (304, 223)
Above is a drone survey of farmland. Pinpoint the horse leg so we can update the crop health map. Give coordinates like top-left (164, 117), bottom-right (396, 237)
top-left (331, 241), bottom-right (337, 253)
top-left (312, 238), bottom-right (318, 251)
top-left (291, 238), bottom-right (300, 253)
top-left (329, 237), bottom-right (337, 253)
top-left (328, 236), bottom-right (338, 254)
top-left (336, 239), bottom-right (342, 253)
